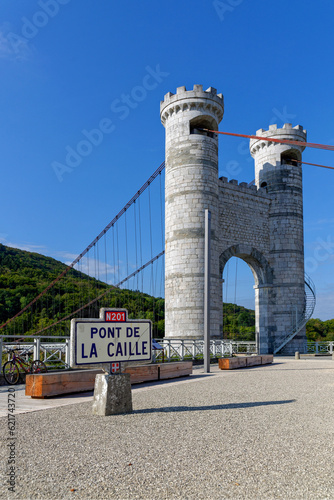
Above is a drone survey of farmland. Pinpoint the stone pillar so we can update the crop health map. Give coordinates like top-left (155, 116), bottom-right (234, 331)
top-left (160, 85), bottom-right (224, 339)
top-left (254, 284), bottom-right (274, 354)
top-left (250, 124), bottom-right (307, 354)
top-left (92, 373), bottom-right (132, 416)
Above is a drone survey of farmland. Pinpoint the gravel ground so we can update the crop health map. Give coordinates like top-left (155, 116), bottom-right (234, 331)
top-left (0, 357), bottom-right (333, 500)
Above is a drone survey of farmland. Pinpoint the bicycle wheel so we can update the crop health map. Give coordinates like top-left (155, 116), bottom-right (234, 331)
top-left (30, 360), bottom-right (47, 374)
top-left (3, 361), bottom-right (20, 385)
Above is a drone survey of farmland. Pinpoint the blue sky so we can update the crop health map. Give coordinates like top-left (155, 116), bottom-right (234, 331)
top-left (0, 0), bottom-right (333, 320)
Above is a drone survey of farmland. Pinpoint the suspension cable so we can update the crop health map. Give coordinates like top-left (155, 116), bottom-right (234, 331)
top-left (202, 129), bottom-right (334, 152)
top-left (104, 233), bottom-right (108, 284)
top-left (25, 250), bottom-right (165, 337)
top-left (0, 161), bottom-right (165, 331)
top-left (289, 158), bottom-right (334, 170)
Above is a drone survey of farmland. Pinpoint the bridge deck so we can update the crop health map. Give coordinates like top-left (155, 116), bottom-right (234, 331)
top-left (0, 357), bottom-right (333, 499)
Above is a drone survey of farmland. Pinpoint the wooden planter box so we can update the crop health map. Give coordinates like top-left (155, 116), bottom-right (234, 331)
top-left (25, 369), bottom-right (103, 398)
top-left (261, 354), bottom-right (274, 365)
top-left (159, 361), bottom-right (193, 380)
top-left (123, 361), bottom-right (192, 384)
top-left (218, 355), bottom-right (273, 370)
top-left (25, 362), bottom-right (193, 398)
top-left (218, 357), bottom-right (247, 370)
top-left (246, 355), bottom-right (262, 366)
top-left (122, 364), bottom-right (159, 384)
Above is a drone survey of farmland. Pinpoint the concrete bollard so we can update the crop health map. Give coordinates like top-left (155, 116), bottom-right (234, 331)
top-left (92, 373), bottom-right (132, 416)
top-left (295, 351), bottom-right (300, 360)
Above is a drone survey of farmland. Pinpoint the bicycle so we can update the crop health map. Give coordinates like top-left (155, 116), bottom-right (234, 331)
top-left (3, 348), bottom-right (47, 385)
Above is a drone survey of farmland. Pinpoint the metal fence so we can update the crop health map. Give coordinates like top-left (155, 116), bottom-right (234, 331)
top-left (0, 336), bottom-right (257, 369)
top-left (153, 339), bottom-right (257, 362)
top-left (0, 335), bottom-right (70, 371)
top-left (306, 341), bottom-right (334, 354)
top-left (1, 336), bottom-right (333, 371)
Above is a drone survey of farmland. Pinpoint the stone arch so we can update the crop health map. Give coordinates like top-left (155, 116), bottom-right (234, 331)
top-left (219, 244), bottom-right (274, 354)
top-left (219, 244), bottom-right (273, 286)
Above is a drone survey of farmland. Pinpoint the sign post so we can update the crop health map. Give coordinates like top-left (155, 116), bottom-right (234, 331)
top-left (204, 209), bottom-right (211, 373)
top-left (70, 308), bottom-right (152, 415)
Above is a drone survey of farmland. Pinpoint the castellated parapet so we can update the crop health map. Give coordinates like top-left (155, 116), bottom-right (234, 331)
top-left (161, 85), bottom-right (308, 354)
top-left (250, 123), bottom-right (307, 188)
top-left (160, 85), bottom-right (224, 127)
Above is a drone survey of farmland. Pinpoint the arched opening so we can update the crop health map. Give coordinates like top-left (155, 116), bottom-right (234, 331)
top-left (189, 116), bottom-right (217, 138)
top-left (219, 244), bottom-right (274, 353)
top-left (222, 257), bottom-right (255, 341)
top-left (281, 148), bottom-right (301, 167)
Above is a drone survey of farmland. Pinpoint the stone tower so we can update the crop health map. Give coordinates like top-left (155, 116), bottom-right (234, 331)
top-left (160, 85), bottom-right (224, 339)
top-left (160, 85), bottom-right (312, 354)
top-left (250, 124), bottom-right (307, 353)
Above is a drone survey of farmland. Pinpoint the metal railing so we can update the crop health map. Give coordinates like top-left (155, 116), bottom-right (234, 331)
top-left (153, 339), bottom-right (257, 362)
top-left (1, 336), bottom-right (333, 374)
top-left (307, 341), bottom-right (334, 354)
top-left (0, 335), bottom-right (70, 371)
top-left (273, 273), bottom-right (316, 354)
top-left (1, 335), bottom-right (257, 371)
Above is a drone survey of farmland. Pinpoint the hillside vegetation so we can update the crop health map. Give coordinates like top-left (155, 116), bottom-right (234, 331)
top-left (222, 303), bottom-right (255, 341)
top-left (0, 244), bottom-right (333, 342)
top-left (223, 304), bottom-right (334, 342)
top-left (0, 244), bottom-right (164, 338)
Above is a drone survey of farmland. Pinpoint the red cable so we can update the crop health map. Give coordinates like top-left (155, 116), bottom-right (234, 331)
top-left (205, 129), bottom-right (334, 152)
top-left (203, 129), bottom-right (334, 170)
top-left (290, 159), bottom-right (334, 171)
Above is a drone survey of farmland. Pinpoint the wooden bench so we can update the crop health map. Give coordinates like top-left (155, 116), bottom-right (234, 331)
top-left (123, 361), bottom-right (193, 384)
top-left (261, 354), bottom-right (274, 365)
top-left (159, 361), bottom-right (192, 380)
top-left (218, 354), bottom-right (273, 370)
top-left (25, 362), bottom-right (193, 398)
top-left (123, 364), bottom-right (159, 384)
top-left (25, 369), bottom-right (104, 398)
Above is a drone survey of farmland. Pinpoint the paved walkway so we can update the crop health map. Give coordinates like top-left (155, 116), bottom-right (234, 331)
top-left (0, 384), bottom-right (95, 417)
top-left (0, 357), bottom-right (333, 499)
top-left (0, 368), bottom-right (209, 417)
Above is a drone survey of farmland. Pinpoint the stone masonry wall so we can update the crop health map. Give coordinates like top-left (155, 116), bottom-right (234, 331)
top-left (218, 178), bottom-right (273, 352)
top-left (218, 178), bottom-right (271, 257)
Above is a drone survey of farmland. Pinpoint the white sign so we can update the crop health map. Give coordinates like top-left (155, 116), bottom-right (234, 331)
top-left (73, 320), bottom-right (152, 365)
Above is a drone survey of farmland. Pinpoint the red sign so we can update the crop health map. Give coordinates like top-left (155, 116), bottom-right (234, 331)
top-left (105, 311), bottom-right (126, 322)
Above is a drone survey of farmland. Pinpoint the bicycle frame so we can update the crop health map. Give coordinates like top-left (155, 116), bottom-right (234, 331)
top-left (3, 349), bottom-right (47, 385)
top-left (8, 351), bottom-right (32, 373)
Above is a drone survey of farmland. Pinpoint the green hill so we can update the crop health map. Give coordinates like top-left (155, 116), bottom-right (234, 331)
top-left (0, 244), bottom-right (164, 338)
top-left (306, 318), bottom-right (334, 342)
top-left (223, 301), bottom-right (334, 342)
top-left (222, 303), bottom-right (255, 341)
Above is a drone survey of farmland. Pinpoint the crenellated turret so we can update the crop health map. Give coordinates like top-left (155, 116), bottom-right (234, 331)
top-left (250, 123), bottom-right (308, 353)
top-left (250, 123), bottom-right (306, 189)
top-left (161, 85), bottom-right (224, 339)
